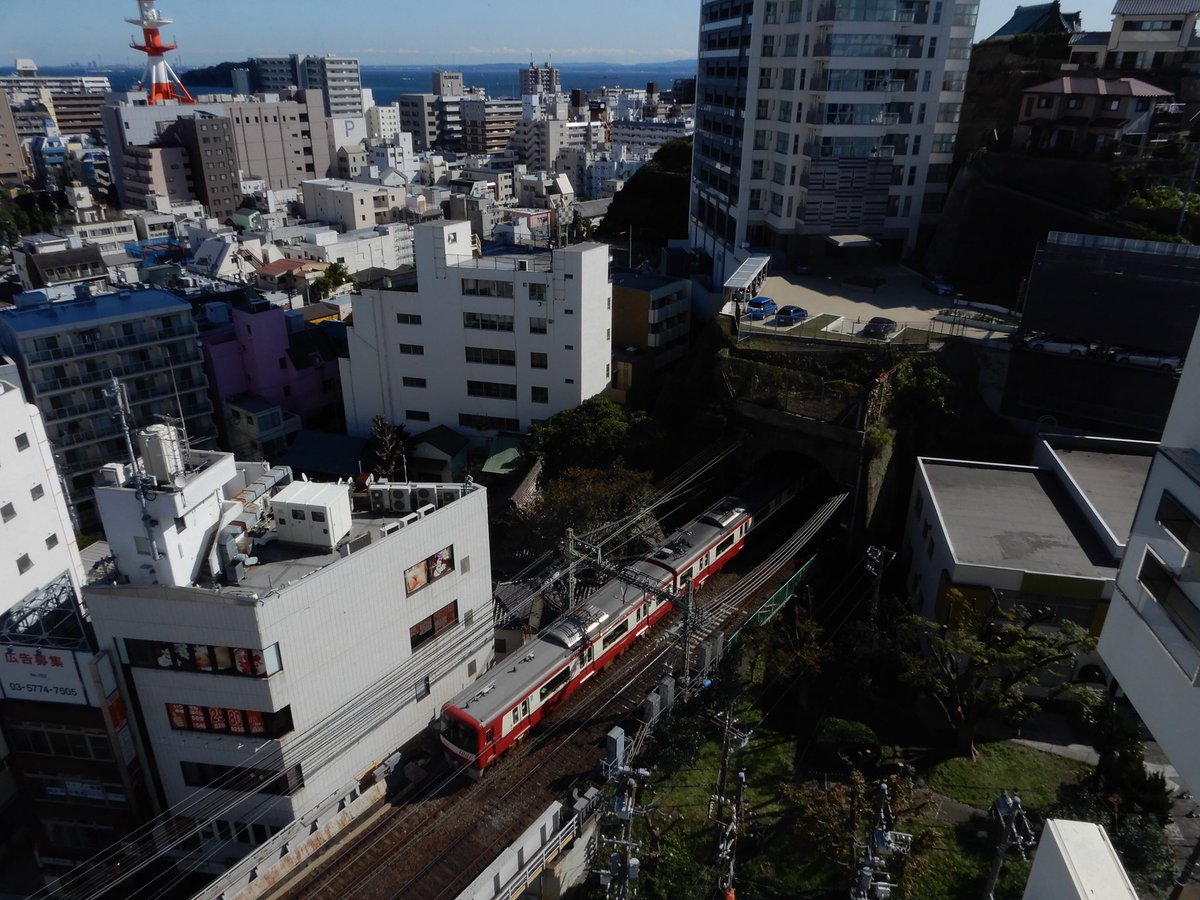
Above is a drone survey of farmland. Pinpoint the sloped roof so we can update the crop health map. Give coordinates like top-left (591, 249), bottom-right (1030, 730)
top-left (257, 258), bottom-right (328, 277)
top-left (1113, 0), bottom-right (1200, 15)
top-left (285, 326), bottom-right (338, 370)
top-left (411, 424), bottom-right (470, 457)
top-left (991, 1), bottom-right (1083, 37)
top-left (1025, 76), bottom-right (1172, 96)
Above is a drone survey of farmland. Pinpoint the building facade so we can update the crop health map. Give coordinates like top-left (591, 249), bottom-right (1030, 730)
top-left (340, 220), bottom-right (612, 439)
top-left (689, 0), bottom-right (978, 283)
top-left (1098, 320), bottom-right (1200, 794)
top-left (520, 62), bottom-right (561, 96)
top-left (0, 289), bottom-right (215, 532)
top-left (85, 441), bottom-right (494, 872)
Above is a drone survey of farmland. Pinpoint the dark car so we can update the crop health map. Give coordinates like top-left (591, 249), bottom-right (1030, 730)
top-left (862, 316), bottom-right (897, 339)
top-left (775, 305), bottom-right (808, 326)
top-left (746, 297), bottom-right (778, 320)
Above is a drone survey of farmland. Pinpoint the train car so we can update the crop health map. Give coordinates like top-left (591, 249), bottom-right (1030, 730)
top-left (439, 493), bottom-right (755, 776)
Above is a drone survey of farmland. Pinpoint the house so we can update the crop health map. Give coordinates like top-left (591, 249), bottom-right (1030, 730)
top-left (1018, 76), bottom-right (1171, 155)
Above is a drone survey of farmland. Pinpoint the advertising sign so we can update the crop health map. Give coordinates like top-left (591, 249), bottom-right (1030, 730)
top-left (0, 644), bottom-right (88, 705)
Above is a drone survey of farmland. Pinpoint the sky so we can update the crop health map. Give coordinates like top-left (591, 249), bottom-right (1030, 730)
top-left (1, 0), bottom-right (1125, 68)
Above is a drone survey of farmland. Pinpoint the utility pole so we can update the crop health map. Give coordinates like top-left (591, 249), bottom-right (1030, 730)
top-left (680, 577), bottom-right (696, 701)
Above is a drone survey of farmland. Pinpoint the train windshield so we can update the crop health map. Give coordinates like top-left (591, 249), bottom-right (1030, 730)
top-left (441, 712), bottom-right (478, 755)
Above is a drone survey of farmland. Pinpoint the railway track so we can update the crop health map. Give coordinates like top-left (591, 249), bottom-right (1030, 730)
top-left (280, 494), bottom-right (846, 900)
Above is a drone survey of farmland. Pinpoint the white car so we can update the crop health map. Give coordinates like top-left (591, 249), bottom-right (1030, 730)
top-left (1113, 350), bottom-right (1183, 371)
top-left (1028, 336), bottom-right (1091, 357)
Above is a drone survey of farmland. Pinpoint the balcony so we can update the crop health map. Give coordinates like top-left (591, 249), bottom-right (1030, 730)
top-left (26, 324), bottom-right (196, 365)
top-left (45, 397), bottom-right (109, 423)
top-left (32, 349), bottom-right (203, 396)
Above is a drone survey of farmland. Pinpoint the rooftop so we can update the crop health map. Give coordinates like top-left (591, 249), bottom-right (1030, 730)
top-left (1051, 446), bottom-right (1153, 541)
top-left (1026, 76), bottom-right (1172, 97)
top-left (0, 288), bottom-right (190, 335)
top-left (1112, 0), bottom-right (1200, 14)
top-left (921, 459), bottom-right (1121, 578)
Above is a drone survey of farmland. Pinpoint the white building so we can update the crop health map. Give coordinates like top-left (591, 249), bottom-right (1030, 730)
top-left (368, 133), bottom-right (420, 183)
top-left (301, 178), bottom-right (413, 231)
top-left (610, 117), bottom-right (694, 155)
top-left (1021, 819), bottom-right (1139, 900)
top-left (689, 0), bottom-right (977, 283)
top-left (366, 102), bottom-right (403, 144)
top-left (85, 434), bottom-right (494, 872)
top-left (273, 222), bottom-right (415, 272)
top-left (341, 220), bottom-right (612, 439)
top-left (1098, 319), bottom-right (1200, 793)
top-left (0, 377), bottom-right (85, 608)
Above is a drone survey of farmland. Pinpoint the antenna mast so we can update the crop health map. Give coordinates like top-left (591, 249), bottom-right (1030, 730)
top-left (127, 0), bottom-right (195, 105)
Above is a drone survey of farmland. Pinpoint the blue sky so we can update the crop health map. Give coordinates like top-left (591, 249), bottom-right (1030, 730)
top-left (2, 0), bottom-right (1123, 67)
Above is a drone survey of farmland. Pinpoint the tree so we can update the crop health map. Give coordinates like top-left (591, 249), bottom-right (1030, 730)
top-left (595, 137), bottom-right (692, 245)
top-left (370, 414), bottom-right (407, 481)
top-left (899, 593), bottom-right (1097, 759)
top-left (524, 396), bottom-right (653, 475)
top-left (517, 465), bottom-right (656, 552)
top-left (311, 262), bottom-right (356, 300)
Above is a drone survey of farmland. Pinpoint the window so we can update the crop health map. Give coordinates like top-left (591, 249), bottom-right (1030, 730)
top-left (14, 433), bottom-right (29, 451)
top-left (165, 703), bottom-right (293, 738)
top-left (1156, 493), bottom-right (1200, 551)
top-left (539, 666), bottom-right (571, 701)
top-left (181, 760), bottom-right (304, 796)
top-left (409, 600), bottom-right (460, 651)
top-left (122, 638), bottom-right (282, 677)
top-left (45, 533), bottom-right (58, 550)
top-left (16, 554), bottom-right (32, 574)
top-left (402, 376), bottom-right (427, 388)
top-left (531, 386), bottom-right (549, 403)
top-left (1139, 550), bottom-right (1200, 646)
top-left (461, 278), bottom-right (514, 298)
top-left (31, 484), bottom-right (45, 501)
top-left (529, 317), bottom-right (548, 334)
top-left (528, 283), bottom-right (547, 301)
top-left (530, 352), bottom-right (548, 369)
top-left (1066, 97), bottom-right (1083, 110)
top-left (465, 347), bottom-right (516, 366)
top-left (1, 503), bottom-right (14, 522)
top-left (602, 619), bottom-right (630, 650)
top-left (1105, 98), bottom-right (1120, 112)
top-left (395, 313), bottom-right (422, 325)
top-left (415, 677), bottom-right (431, 700)
top-left (463, 312), bottom-right (514, 331)
top-left (406, 410), bottom-right (430, 421)
top-left (467, 381), bottom-right (517, 400)
top-left (6, 723), bottom-right (114, 760)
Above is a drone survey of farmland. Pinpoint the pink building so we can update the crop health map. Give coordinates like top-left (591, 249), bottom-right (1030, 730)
top-left (201, 299), bottom-right (344, 458)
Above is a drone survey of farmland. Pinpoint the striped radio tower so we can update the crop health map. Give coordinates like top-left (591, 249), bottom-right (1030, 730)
top-left (127, 0), bottom-right (194, 104)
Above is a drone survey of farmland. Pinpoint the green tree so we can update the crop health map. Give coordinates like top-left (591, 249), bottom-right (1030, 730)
top-left (518, 465), bottom-right (656, 551)
top-left (524, 396), bottom-right (652, 475)
top-left (1128, 184), bottom-right (1200, 217)
top-left (595, 137), bottom-right (692, 245)
top-left (311, 262), bottom-right (356, 300)
top-left (899, 594), bottom-right (1097, 759)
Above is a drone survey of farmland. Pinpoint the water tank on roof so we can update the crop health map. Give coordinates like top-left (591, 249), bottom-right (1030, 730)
top-left (138, 424), bottom-right (185, 487)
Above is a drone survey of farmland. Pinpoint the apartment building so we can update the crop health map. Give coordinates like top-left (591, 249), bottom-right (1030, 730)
top-left (0, 289), bottom-right (215, 532)
top-left (0, 90), bottom-right (29, 185)
top-left (1098, 320), bottom-right (1200, 793)
top-left (122, 144), bottom-right (195, 209)
top-left (689, 0), bottom-right (978, 284)
top-left (461, 98), bottom-right (524, 155)
top-left (254, 55), bottom-right (363, 117)
top-left (520, 62), bottom-right (561, 96)
top-left (301, 178), bottom-right (413, 231)
top-left (366, 102), bottom-right (402, 144)
top-left (340, 220), bottom-right (612, 439)
top-left (84, 436), bottom-right (493, 872)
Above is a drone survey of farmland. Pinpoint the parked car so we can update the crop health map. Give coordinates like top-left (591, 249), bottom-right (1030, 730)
top-left (746, 297), bottom-right (778, 320)
top-left (1113, 350), bottom-right (1183, 371)
top-left (922, 275), bottom-right (955, 296)
top-left (862, 317), bottom-right (897, 339)
top-left (775, 305), bottom-right (808, 326)
top-left (1028, 336), bottom-right (1091, 357)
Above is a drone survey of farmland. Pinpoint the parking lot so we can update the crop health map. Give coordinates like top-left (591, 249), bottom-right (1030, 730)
top-left (732, 262), bottom-right (1005, 344)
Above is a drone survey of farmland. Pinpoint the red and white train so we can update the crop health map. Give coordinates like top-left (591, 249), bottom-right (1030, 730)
top-left (440, 486), bottom-right (788, 776)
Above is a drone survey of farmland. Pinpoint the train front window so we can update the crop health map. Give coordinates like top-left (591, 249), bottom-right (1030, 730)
top-left (441, 714), bottom-right (477, 752)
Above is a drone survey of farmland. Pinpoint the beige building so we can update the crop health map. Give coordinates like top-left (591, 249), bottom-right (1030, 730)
top-left (301, 178), bottom-right (412, 231)
top-left (225, 91), bottom-right (332, 193)
top-left (123, 144), bottom-right (195, 210)
top-left (1019, 76), bottom-right (1170, 154)
top-left (461, 98), bottom-right (523, 155)
top-left (0, 90), bottom-right (25, 185)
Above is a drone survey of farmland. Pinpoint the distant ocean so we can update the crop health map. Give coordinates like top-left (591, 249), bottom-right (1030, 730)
top-left (40, 63), bottom-right (696, 105)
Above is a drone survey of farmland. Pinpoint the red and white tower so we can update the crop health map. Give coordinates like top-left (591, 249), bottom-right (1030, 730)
top-left (127, 0), bottom-right (195, 105)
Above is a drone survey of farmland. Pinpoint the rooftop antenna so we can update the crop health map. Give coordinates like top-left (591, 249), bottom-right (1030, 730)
top-left (105, 376), bottom-right (163, 561)
top-left (165, 354), bottom-right (192, 472)
top-left (127, 0), bottom-right (195, 105)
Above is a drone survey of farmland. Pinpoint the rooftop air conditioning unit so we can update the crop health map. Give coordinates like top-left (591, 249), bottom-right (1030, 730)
top-left (415, 503), bottom-right (436, 519)
top-left (369, 485), bottom-right (391, 512)
top-left (414, 486), bottom-right (437, 508)
top-left (437, 487), bottom-right (463, 507)
top-left (390, 486), bottom-right (413, 512)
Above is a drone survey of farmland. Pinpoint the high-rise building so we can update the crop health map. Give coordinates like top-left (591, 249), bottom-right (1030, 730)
top-left (0, 90), bottom-right (26, 185)
top-left (253, 55), bottom-right (363, 117)
top-left (520, 62), bottom-right (561, 97)
top-left (461, 97), bottom-right (524, 154)
top-left (689, 0), bottom-right (978, 283)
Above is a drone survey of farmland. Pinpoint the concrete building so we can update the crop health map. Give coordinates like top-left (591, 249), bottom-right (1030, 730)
top-left (904, 438), bottom-right (1155, 683)
top-left (512, 117), bottom-right (607, 173)
top-left (0, 62), bottom-right (110, 100)
top-left (122, 144), bottom-right (195, 210)
top-left (301, 178), bottom-right (413, 231)
top-left (1018, 76), bottom-right (1170, 155)
top-left (253, 55), bottom-right (363, 117)
top-left (689, 0), bottom-right (979, 283)
top-left (0, 289), bottom-right (215, 532)
top-left (367, 132), bottom-right (420, 182)
top-left (610, 117), bottom-right (694, 155)
top-left (11, 235), bottom-right (108, 293)
top-left (461, 98), bottom-right (523, 155)
top-left (1097, 320), bottom-right (1200, 793)
top-left (0, 90), bottom-right (29, 185)
top-left (366, 102), bottom-right (402, 144)
top-left (268, 222), bottom-right (415, 272)
top-left (224, 91), bottom-right (333, 193)
top-left (520, 62), bottom-right (561, 96)
top-left (85, 440), bottom-right (494, 872)
top-left (340, 220), bottom-right (612, 439)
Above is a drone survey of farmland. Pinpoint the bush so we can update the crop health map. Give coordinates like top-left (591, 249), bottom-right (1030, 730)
top-left (813, 718), bottom-right (880, 770)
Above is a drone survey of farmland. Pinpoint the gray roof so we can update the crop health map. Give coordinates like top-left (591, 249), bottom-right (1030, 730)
top-left (1070, 30), bottom-right (1112, 44)
top-left (1113, 0), bottom-right (1200, 14)
top-left (574, 198), bottom-right (613, 219)
top-left (1053, 448), bottom-right (1152, 543)
top-left (1025, 76), bottom-right (1171, 97)
top-left (923, 460), bottom-right (1119, 578)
